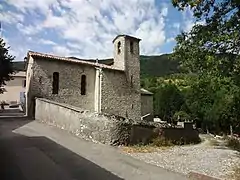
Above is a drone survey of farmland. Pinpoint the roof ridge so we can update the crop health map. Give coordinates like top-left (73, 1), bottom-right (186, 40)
top-left (27, 51), bottom-right (123, 72)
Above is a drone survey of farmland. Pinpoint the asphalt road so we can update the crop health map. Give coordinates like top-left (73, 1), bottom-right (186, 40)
top-left (0, 112), bottom-right (188, 180)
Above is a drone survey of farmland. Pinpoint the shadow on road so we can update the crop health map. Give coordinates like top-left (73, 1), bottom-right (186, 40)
top-left (0, 116), bottom-right (124, 180)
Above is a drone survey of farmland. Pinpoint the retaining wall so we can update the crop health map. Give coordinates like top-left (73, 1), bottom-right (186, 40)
top-left (35, 98), bottom-right (131, 145)
top-left (35, 98), bottom-right (200, 145)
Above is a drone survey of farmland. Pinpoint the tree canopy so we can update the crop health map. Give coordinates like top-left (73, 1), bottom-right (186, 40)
top-left (172, 0), bottom-right (240, 77)
top-left (0, 37), bottom-right (15, 93)
top-left (167, 0), bottom-right (240, 133)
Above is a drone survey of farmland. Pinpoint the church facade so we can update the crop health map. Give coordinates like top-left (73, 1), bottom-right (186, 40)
top-left (25, 35), bottom-right (153, 121)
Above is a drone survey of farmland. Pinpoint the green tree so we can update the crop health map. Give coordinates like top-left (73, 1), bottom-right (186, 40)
top-left (184, 75), bottom-right (238, 132)
top-left (154, 81), bottom-right (185, 122)
top-left (172, 0), bottom-right (240, 78)
top-left (0, 37), bottom-right (15, 93)
top-left (171, 0), bottom-right (240, 133)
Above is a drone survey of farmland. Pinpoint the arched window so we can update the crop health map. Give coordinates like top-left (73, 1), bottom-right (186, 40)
top-left (81, 75), bottom-right (86, 95)
top-left (52, 72), bottom-right (59, 94)
top-left (130, 41), bottom-right (134, 53)
top-left (117, 41), bottom-right (121, 54)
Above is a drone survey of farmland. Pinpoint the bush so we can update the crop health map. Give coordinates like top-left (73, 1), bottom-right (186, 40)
top-left (227, 137), bottom-right (240, 151)
top-left (151, 137), bottom-right (173, 147)
top-left (173, 111), bottom-right (191, 122)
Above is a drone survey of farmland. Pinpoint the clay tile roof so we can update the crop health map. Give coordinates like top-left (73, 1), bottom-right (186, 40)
top-left (27, 51), bottom-right (123, 71)
top-left (112, 34), bottom-right (141, 43)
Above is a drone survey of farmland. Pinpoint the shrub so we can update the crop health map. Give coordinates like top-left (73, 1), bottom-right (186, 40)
top-left (227, 137), bottom-right (240, 151)
top-left (151, 137), bottom-right (173, 146)
top-left (173, 111), bottom-right (191, 122)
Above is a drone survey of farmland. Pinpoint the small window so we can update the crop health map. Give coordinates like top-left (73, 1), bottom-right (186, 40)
top-left (22, 80), bottom-right (26, 88)
top-left (130, 41), bottom-right (134, 53)
top-left (117, 41), bottom-right (121, 54)
top-left (81, 74), bottom-right (86, 95)
top-left (52, 72), bottom-right (59, 94)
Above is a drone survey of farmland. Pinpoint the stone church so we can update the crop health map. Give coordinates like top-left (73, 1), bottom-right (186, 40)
top-left (25, 34), bottom-right (153, 121)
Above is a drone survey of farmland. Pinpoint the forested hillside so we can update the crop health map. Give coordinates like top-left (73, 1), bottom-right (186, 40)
top-left (140, 54), bottom-right (179, 77)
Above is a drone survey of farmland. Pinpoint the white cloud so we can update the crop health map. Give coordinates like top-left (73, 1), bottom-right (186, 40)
top-left (0, 11), bottom-right (24, 24)
top-left (52, 45), bottom-right (73, 56)
top-left (160, 3), bottom-right (168, 17)
top-left (180, 7), bottom-right (206, 33)
top-left (3, 0), bottom-right (170, 58)
top-left (39, 39), bottom-right (56, 46)
top-left (166, 37), bottom-right (175, 43)
top-left (181, 7), bottom-right (195, 32)
top-left (4, 0), bottom-right (57, 14)
top-left (173, 23), bottom-right (180, 30)
top-left (16, 23), bottom-right (42, 35)
top-left (2, 35), bottom-right (27, 60)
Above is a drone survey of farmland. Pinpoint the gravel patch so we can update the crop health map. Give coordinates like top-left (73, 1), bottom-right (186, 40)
top-left (123, 137), bottom-right (240, 180)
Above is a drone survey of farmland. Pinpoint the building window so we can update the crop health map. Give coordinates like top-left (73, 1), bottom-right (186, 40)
top-left (117, 41), bottom-right (121, 54)
top-left (130, 41), bottom-right (134, 53)
top-left (22, 80), bottom-right (26, 88)
top-left (81, 74), bottom-right (86, 95)
top-left (52, 72), bottom-right (59, 94)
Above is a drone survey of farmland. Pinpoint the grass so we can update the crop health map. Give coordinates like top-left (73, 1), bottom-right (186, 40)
top-left (208, 138), bottom-right (221, 146)
top-left (227, 137), bottom-right (240, 152)
top-left (121, 137), bottom-right (202, 154)
top-left (226, 138), bottom-right (240, 179)
top-left (151, 137), bottom-right (174, 147)
top-left (121, 137), bottom-right (174, 153)
top-left (121, 144), bottom-right (171, 153)
top-left (228, 166), bottom-right (240, 180)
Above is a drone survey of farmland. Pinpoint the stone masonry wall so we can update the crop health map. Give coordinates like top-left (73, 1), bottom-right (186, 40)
top-left (101, 69), bottom-right (141, 122)
top-left (35, 98), bottom-right (132, 145)
top-left (104, 36), bottom-right (141, 122)
top-left (27, 58), bottom-right (96, 116)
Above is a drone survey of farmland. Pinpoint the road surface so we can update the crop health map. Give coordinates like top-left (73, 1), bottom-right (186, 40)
top-left (0, 111), bottom-right (188, 180)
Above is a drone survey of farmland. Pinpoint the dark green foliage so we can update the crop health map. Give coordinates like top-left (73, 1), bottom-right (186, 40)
top-left (0, 38), bottom-right (15, 93)
top-left (12, 61), bottom-right (26, 71)
top-left (173, 111), bottom-right (190, 122)
top-left (140, 54), bottom-right (180, 77)
top-left (152, 80), bottom-right (185, 122)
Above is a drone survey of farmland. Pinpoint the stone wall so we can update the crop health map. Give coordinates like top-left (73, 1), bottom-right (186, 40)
top-left (162, 127), bottom-right (200, 144)
top-left (101, 69), bottom-right (141, 122)
top-left (27, 58), bottom-right (96, 117)
top-left (130, 122), bottom-right (200, 144)
top-left (35, 98), bottom-right (200, 146)
top-left (104, 35), bottom-right (141, 122)
top-left (35, 98), bottom-right (131, 145)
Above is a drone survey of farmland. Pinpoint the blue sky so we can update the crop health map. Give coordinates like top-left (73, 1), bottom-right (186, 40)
top-left (0, 0), bottom-right (196, 61)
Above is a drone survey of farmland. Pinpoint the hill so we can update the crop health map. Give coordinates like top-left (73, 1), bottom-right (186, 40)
top-left (12, 61), bottom-right (26, 71)
top-left (11, 54), bottom-right (180, 76)
top-left (140, 54), bottom-right (180, 77)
